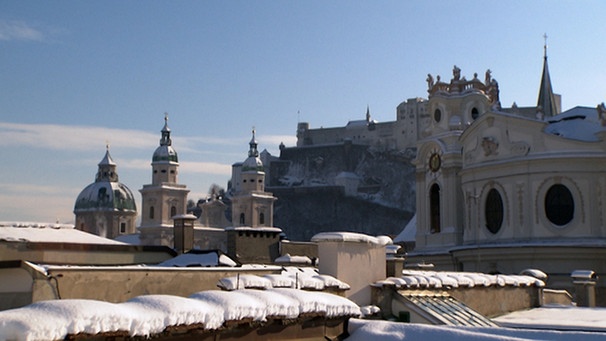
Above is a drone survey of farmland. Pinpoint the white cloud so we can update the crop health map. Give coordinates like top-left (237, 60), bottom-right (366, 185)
top-left (181, 161), bottom-right (232, 176)
top-left (0, 20), bottom-right (45, 42)
top-left (0, 122), bottom-right (157, 151)
top-left (0, 183), bottom-right (80, 223)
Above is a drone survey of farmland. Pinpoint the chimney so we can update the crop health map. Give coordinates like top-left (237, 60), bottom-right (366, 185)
top-left (173, 214), bottom-right (197, 254)
top-left (311, 232), bottom-right (390, 306)
top-left (571, 270), bottom-right (598, 307)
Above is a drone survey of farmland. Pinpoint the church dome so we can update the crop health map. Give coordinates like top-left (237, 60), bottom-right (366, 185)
top-left (74, 148), bottom-right (137, 213)
top-left (74, 181), bottom-right (137, 212)
top-left (241, 129), bottom-right (264, 173)
top-left (152, 114), bottom-right (178, 163)
top-left (152, 145), bottom-right (178, 163)
top-left (242, 155), bottom-right (264, 172)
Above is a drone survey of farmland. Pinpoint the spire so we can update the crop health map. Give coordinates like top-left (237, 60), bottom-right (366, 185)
top-left (366, 105), bottom-right (370, 122)
top-left (537, 34), bottom-right (558, 117)
top-left (98, 143), bottom-right (116, 166)
top-left (160, 112), bottom-right (172, 146)
top-left (248, 127), bottom-right (259, 157)
top-left (96, 144), bottom-right (118, 182)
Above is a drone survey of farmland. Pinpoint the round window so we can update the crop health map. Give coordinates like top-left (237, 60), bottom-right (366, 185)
top-left (485, 189), bottom-right (503, 234)
top-left (545, 184), bottom-right (574, 226)
top-left (434, 109), bottom-right (442, 122)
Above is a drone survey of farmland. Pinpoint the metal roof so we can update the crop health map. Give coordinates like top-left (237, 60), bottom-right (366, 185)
top-left (401, 292), bottom-right (498, 327)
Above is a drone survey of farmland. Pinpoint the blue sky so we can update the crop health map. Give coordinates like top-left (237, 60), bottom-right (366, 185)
top-left (1, 1), bottom-right (605, 223)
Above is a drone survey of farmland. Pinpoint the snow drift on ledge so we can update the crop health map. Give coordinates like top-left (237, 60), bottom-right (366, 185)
top-left (0, 289), bottom-right (360, 341)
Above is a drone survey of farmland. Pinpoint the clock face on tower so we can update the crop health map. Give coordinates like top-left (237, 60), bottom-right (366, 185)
top-left (429, 153), bottom-right (441, 172)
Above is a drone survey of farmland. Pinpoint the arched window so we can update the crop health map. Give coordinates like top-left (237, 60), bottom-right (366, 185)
top-left (259, 212), bottom-right (265, 225)
top-left (240, 213), bottom-right (245, 225)
top-left (471, 107), bottom-right (479, 120)
top-left (149, 206), bottom-right (155, 219)
top-left (430, 184), bottom-right (441, 233)
top-left (171, 206), bottom-right (177, 218)
top-left (545, 184), bottom-right (574, 226)
top-left (485, 189), bottom-right (503, 234)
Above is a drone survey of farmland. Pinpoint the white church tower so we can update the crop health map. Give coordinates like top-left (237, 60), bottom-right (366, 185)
top-left (139, 114), bottom-right (190, 246)
top-left (414, 66), bottom-right (498, 253)
top-left (230, 129), bottom-right (277, 227)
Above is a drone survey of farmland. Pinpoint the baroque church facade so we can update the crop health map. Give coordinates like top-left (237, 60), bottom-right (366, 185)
top-left (408, 49), bottom-right (606, 291)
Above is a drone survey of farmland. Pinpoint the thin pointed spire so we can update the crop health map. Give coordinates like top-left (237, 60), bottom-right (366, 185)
top-left (98, 143), bottom-right (116, 166)
top-left (160, 113), bottom-right (172, 146)
top-left (248, 127), bottom-right (259, 157)
top-left (537, 33), bottom-right (558, 117)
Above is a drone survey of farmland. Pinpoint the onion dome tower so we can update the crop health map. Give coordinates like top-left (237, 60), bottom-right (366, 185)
top-left (74, 145), bottom-right (137, 239)
top-left (231, 129), bottom-right (277, 227)
top-left (139, 114), bottom-right (190, 246)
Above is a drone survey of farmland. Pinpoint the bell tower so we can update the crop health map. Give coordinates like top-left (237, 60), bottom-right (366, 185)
top-left (139, 114), bottom-right (190, 246)
top-left (231, 129), bottom-right (277, 227)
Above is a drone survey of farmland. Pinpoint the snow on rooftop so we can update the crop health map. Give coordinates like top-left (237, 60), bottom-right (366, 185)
top-left (217, 267), bottom-right (350, 291)
top-left (0, 289), bottom-right (360, 341)
top-left (374, 270), bottom-right (544, 289)
top-left (346, 318), bottom-right (606, 341)
top-left (224, 226), bottom-right (282, 233)
top-left (274, 254), bottom-right (312, 265)
top-left (544, 106), bottom-right (606, 142)
top-left (393, 214), bottom-right (416, 243)
top-left (311, 232), bottom-right (392, 246)
top-left (0, 223), bottom-right (125, 245)
top-left (494, 305), bottom-right (606, 332)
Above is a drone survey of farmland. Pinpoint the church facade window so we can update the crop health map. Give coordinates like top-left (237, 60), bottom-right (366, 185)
top-left (240, 213), bottom-right (245, 225)
top-left (434, 109), bottom-right (442, 123)
top-left (429, 183), bottom-right (441, 233)
top-left (485, 188), bottom-right (503, 234)
top-left (545, 184), bottom-right (574, 226)
top-left (471, 107), bottom-right (479, 120)
top-left (171, 206), bottom-right (177, 218)
top-left (259, 212), bottom-right (265, 225)
top-left (149, 206), bottom-right (155, 219)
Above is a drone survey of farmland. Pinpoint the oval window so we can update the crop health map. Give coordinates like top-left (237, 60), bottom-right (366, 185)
top-left (434, 109), bottom-right (442, 123)
top-left (485, 189), bottom-right (503, 234)
top-left (545, 184), bottom-right (574, 226)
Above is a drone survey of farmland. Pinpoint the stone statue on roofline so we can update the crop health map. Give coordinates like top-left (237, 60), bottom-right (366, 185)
top-left (452, 65), bottom-right (461, 81)
top-left (426, 73), bottom-right (434, 90)
top-left (485, 69), bottom-right (492, 86)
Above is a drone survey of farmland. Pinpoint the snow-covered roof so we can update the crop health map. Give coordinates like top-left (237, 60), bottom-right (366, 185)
top-left (224, 226), bottom-right (282, 233)
top-left (0, 288), bottom-right (361, 340)
top-left (544, 106), bottom-right (606, 142)
top-left (393, 214), bottom-right (416, 243)
top-left (374, 269), bottom-right (545, 289)
top-left (0, 223), bottom-right (125, 245)
top-left (494, 305), bottom-right (606, 332)
top-left (311, 232), bottom-right (392, 246)
top-left (346, 318), bottom-right (606, 341)
top-left (274, 253), bottom-right (312, 265)
top-left (217, 267), bottom-right (350, 291)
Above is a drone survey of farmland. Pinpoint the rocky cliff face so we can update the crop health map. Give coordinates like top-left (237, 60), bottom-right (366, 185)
top-left (268, 142), bottom-right (416, 241)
